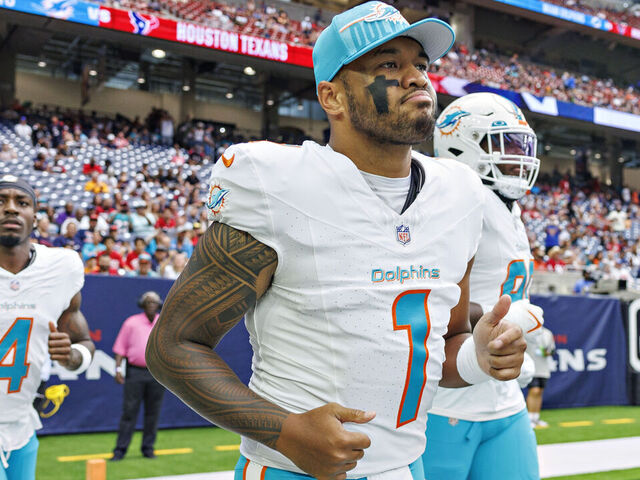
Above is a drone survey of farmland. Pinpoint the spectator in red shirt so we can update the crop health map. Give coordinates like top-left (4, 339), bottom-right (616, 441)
top-left (125, 237), bottom-right (148, 270)
top-left (96, 196), bottom-right (116, 217)
top-left (91, 253), bottom-right (119, 275)
top-left (545, 246), bottom-right (566, 272)
top-left (97, 236), bottom-right (125, 272)
top-left (111, 291), bottom-right (165, 461)
top-left (154, 208), bottom-right (176, 231)
top-left (82, 157), bottom-right (103, 175)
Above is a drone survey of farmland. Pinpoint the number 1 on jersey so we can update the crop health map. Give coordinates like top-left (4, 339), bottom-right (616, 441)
top-left (392, 290), bottom-right (431, 428)
top-left (0, 318), bottom-right (33, 393)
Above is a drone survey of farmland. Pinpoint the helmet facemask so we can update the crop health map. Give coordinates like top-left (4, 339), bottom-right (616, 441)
top-left (476, 129), bottom-right (539, 200)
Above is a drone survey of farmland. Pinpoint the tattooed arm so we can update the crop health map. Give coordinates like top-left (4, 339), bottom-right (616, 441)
top-left (48, 292), bottom-right (95, 370)
top-left (146, 223), bottom-right (373, 480)
top-left (146, 222), bottom-right (283, 444)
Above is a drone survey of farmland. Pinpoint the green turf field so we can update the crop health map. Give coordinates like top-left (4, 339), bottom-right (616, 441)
top-left (36, 405), bottom-right (640, 480)
top-left (534, 406), bottom-right (640, 445)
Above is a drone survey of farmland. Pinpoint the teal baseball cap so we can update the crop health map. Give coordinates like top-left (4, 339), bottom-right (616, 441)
top-left (313, 1), bottom-right (455, 88)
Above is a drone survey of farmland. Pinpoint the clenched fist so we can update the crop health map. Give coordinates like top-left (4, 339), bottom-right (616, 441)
top-left (276, 402), bottom-right (375, 480)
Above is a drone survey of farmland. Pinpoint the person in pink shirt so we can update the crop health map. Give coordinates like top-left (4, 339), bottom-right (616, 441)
top-left (111, 291), bottom-right (165, 461)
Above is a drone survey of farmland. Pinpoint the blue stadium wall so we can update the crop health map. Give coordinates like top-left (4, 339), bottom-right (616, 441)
top-left (39, 276), bottom-right (631, 435)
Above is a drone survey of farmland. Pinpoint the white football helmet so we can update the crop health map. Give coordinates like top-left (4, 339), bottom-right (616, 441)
top-left (434, 92), bottom-right (539, 200)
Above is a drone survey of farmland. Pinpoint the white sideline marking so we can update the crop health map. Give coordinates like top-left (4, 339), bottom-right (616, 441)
top-left (127, 436), bottom-right (640, 480)
top-left (538, 436), bottom-right (640, 478)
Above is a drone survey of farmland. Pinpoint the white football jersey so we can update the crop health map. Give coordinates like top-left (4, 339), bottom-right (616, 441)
top-left (207, 141), bottom-right (485, 476)
top-left (429, 188), bottom-right (533, 421)
top-left (0, 244), bottom-right (84, 451)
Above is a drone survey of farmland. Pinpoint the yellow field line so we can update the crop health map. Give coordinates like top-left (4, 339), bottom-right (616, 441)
top-left (559, 421), bottom-right (594, 428)
top-left (155, 448), bottom-right (193, 456)
top-left (214, 444), bottom-right (240, 451)
top-left (602, 418), bottom-right (636, 425)
top-left (58, 453), bottom-right (113, 462)
top-left (58, 447), bottom-right (192, 462)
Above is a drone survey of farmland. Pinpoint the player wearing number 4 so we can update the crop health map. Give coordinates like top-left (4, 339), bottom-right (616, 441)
top-left (422, 92), bottom-right (544, 480)
top-left (0, 175), bottom-right (94, 480)
top-left (147, 3), bottom-right (526, 480)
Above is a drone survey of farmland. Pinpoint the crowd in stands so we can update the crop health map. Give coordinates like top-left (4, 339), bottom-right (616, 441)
top-left (3, 101), bottom-right (249, 168)
top-left (4, 100), bottom-right (640, 293)
top-left (0, 102), bottom-right (259, 279)
top-left (98, 0), bottom-right (639, 115)
top-left (28, 193), bottom-right (204, 279)
top-left (545, 0), bottom-right (640, 30)
top-left (521, 167), bottom-right (640, 293)
top-left (432, 44), bottom-right (640, 115)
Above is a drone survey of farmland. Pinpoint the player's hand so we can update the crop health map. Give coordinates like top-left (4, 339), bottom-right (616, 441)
top-left (115, 372), bottom-right (125, 385)
top-left (473, 295), bottom-right (527, 381)
top-left (275, 402), bottom-right (375, 480)
top-left (48, 321), bottom-right (74, 368)
top-left (502, 300), bottom-right (544, 341)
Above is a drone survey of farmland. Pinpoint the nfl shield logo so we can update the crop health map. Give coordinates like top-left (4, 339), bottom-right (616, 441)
top-left (10, 280), bottom-right (20, 291)
top-left (396, 225), bottom-right (411, 245)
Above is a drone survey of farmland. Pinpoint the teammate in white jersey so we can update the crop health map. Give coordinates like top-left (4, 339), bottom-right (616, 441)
top-left (422, 92), bottom-right (544, 480)
top-left (0, 175), bottom-right (94, 480)
top-left (147, 3), bottom-right (527, 480)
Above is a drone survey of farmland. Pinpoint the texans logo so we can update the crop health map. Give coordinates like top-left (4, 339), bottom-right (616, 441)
top-left (129, 11), bottom-right (159, 35)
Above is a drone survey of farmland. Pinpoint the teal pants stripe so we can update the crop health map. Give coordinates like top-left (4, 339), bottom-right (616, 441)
top-left (0, 434), bottom-right (38, 480)
top-left (422, 408), bottom-right (539, 480)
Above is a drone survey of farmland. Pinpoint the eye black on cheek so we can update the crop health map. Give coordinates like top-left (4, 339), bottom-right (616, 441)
top-left (366, 75), bottom-right (400, 114)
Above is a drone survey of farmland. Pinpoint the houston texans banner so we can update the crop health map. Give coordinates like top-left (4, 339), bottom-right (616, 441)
top-left (98, 6), bottom-right (313, 68)
top-left (2, 1), bottom-right (639, 132)
top-left (530, 294), bottom-right (628, 408)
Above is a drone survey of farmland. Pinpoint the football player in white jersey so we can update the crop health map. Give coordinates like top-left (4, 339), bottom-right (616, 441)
top-left (147, 3), bottom-right (527, 480)
top-left (422, 92), bottom-right (544, 480)
top-left (0, 176), bottom-right (94, 480)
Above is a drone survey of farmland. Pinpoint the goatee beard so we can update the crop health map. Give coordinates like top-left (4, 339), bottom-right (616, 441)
top-left (344, 84), bottom-right (435, 145)
top-left (0, 235), bottom-right (22, 247)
